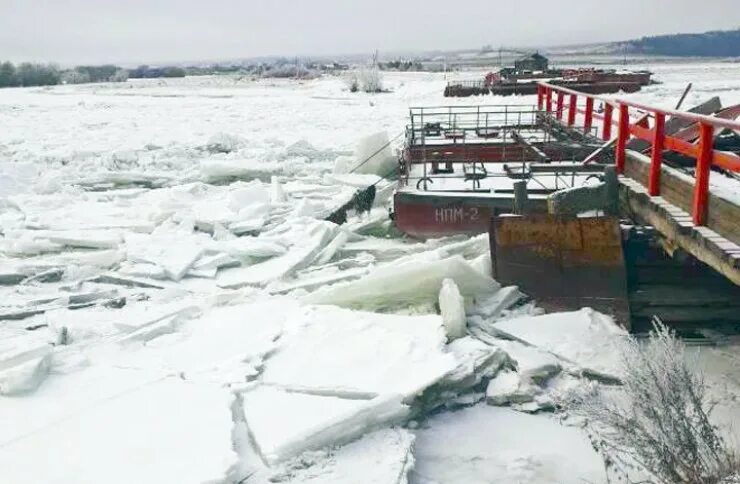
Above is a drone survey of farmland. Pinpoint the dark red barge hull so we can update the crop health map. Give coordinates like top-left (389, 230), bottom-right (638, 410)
top-left (393, 190), bottom-right (547, 239)
top-left (445, 81), bottom-right (642, 97)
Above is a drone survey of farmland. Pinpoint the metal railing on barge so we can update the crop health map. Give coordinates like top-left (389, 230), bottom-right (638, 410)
top-left (406, 105), bottom-right (542, 146)
top-left (402, 103), bottom-right (608, 192)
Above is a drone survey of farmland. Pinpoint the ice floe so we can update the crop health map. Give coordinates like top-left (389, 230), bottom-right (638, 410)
top-left (0, 377), bottom-right (244, 484)
top-left (240, 386), bottom-right (408, 464)
top-left (260, 305), bottom-right (456, 399)
top-left (304, 254), bottom-right (499, 310)
top-left (493, 308), bottom-right (628, 380)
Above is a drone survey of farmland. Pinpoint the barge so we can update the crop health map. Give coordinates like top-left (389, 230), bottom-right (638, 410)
top-left (445, 68), bottom-right (653, 97)
top-left (390, 82), bottom-right (740, 328)
top-left (393, 104), bottom-right (606, 238)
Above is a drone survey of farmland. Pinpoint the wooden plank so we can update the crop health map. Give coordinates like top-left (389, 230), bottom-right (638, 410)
top-left (623, 152), bottom-right (740, 244)
top-left (619, 183), bottom-right (740, 285)
top-left (630, 306), bottom-right (740, 323)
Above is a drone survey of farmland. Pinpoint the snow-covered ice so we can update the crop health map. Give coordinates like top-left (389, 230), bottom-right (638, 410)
top-left (2, 66), bottom-right (740, 483)
top-left (250, 428), bottom-right (415, 483)
top-left (0, 377), bottom-right (243, 484)
top-left (410, 404), bottom-right (605, 484)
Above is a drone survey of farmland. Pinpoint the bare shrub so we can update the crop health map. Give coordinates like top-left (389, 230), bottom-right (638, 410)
top-left (563, 320), bottom-right (738, 483)
top-left (346, 65), bottom-right (383, 93)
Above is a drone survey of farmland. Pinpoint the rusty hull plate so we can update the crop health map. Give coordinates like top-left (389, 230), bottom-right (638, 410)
top-left (491, 214), bottom-right (630, 327)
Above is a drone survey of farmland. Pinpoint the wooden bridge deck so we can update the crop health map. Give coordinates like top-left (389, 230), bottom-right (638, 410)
top-left (620, 151), bottom-right (740, 285)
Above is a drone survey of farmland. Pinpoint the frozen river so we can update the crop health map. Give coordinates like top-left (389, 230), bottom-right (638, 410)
top-left (1, 64), bottom-right (740, 483)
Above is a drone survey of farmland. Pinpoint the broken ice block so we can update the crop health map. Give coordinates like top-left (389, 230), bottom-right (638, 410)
top-left (439, 278), bottom-right (466, 340)
top-left (270, 176), bottom-right (287, 203)
top-left (305, 255), bottom-right (499, 310)
top-left (44, 229), bottom-right (123, 249)
top-left (0, 335), bottom-right (52, 395)
top-left (493, 308), bottom-right (627, 380)
top-left (240, 386), bottom-right (409, 464)
top-left (492, 339), bottom-right (562, 383)
top-left (125, 234), bottom-right (204, 281)
top-left (218, 222), bottom-right (335, 288)
top-left (0, 378), bottom-right (244, 484)
top-left (486, 369), bottom-right (532, 406)
top-left (260, 305), bottom-right (455, 399)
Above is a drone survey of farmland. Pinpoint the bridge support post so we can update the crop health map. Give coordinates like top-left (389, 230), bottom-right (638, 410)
top-left (649, 112), bottom-right (665, 196)
top-left (584, 97), bottom-right (594, 135)
top-left (615, 104), bottom-right (630, 174)
top-left (537, 85), bottom-right (544, 110)
top-left (556, 92), bottom-right (565, 120)
top-left (693, 123), bottom-right (713, 226)
top-left (567, 94), bottom-right (577, 126)
top-left (602, 103), bottom-right (613, 140)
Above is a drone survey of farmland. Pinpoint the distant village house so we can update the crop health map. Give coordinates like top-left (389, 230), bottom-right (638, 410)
top-left (514, 53), bottom-right (548, 72)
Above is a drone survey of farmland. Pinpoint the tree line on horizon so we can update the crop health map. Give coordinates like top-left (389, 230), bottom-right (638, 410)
top-left (624, 28), bottom-right (740, 57)
top-left (0, 62), bottom-right (190, 88)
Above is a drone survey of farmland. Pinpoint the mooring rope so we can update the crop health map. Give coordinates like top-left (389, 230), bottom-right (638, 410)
top-left (347, 131), bottom-right (404, 175)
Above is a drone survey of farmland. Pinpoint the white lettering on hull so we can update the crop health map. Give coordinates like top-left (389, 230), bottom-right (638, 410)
top-left (434, 206), bottom-right (480, 224)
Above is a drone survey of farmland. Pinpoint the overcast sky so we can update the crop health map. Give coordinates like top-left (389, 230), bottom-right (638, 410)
top-left (1, 0), bottom-right (739, 65)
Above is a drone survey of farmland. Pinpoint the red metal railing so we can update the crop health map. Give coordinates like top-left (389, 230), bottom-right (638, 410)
top-left (537, 82), bottom-right (740, 226)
